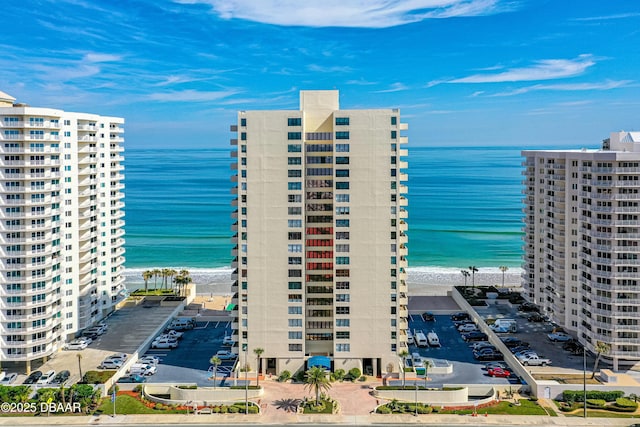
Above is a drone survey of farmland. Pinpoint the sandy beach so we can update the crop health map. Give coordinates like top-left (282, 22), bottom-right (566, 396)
top-left (124, 266), bottom-right (523, 296)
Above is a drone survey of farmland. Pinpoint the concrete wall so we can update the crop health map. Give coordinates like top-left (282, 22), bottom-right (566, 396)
top-left (535, 382), bottom-right (640, 401)
top-left (374, 384), bottom-right (497, 407)
top-left (143, 383), bottom-right (263, 405)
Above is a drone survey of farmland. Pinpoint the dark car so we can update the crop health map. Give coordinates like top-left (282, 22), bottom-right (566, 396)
top-left (23, 370), bottom-right (43, 384)
top-left (527, 313), bottom-right (545, 322)
top-left (500, 337), bottom-right (522, 347)
top-left (510, 345), bottom-right (531, 354)
top-left (451, 312), bottom-right (470, 321)
top-left (422, 312), bottom-right (435, 321)
top-left (563, 340), bottom-right (584, 354)
top-left (51, 370), bottom-right (70, 385)
top-left (484, 361), bottom-right (509, 370)
top-left (462, 331), bottom-right (488, 342)
top-left (117, 374), bottom-right (147, 383)
top-left (82, 331), bottom-right (99, 340)
top-left (508, 294), bottom-right (526, 304)
top-left (475, 352), bottom-right (504, 361)
top-left (453, 319), bottom-right (475, 328)
top-left (518, 302), bottom-right (540, 312)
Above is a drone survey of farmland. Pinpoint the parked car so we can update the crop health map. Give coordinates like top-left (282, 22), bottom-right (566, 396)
top-left (476, 352), bottom-right (504, 361)
top-left (99, 359), bottom-right (124, 370)
top-left (462, 331), bottom-right (488, 342)
top-left (470, 342), bottom-right (495, 351)
top-left (458, 323), bottom-right (478, 333)
top-left (85, 324), bottom-right (107, 335)
top-left (0, 373), bottom-right (18, 385)
top-left (105, 353), bottom-right (128, 362)
top-left (422, 312), bottom-right (435, 321)
top-left (151, 338), bottom-right (178, 349)
top-left (509, 345), bottom-right (531, 354)
top-left (23, 371), bottom-right (43, 384)
top-left (215, 350), bottom-right (236, 360)
top-left (64, 339), bottom-right (90, 350)
top-left (451, 312), bottom-right (470, 321)
top-left (514, 350), bottom-right (538, 359)
top-left (563, 340), bottom-right (583, 354)
top-left (453, 319), bottom-right (475, 328)
top-left (518, 302), bottom-right (539, 312)
top-left (51, 370), bottom-right (70, 385)
top-left (138, 355), bottom-right (160, 365)
top-left (487, 367), bottom-right (511, 378)
top-left (163, 329), bottom-right (184, 339)
top-left (500, 337), bottom-right (522, 347)
top-left (548, 332), bottom-right (572, 342)
top-left (518, 354), bottom-right (551, 366)
top-left (526, 313), bottom-right (545, 322)
top-left (81, 331), bottom-right (99, 340)
top-left (222, 335), bottom-right (234, 346)
top-left (37, 370), bottom-right (56, 385)
top-left (473, 346), bottom-right (497, 356)
top-left (484, 361), bottom-right (509, 371)
top-left (118, 374), bottom-right (147, 383)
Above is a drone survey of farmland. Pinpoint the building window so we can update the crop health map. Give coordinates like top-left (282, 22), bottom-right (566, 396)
top-left (336, 156), bottom-right (349, 164)
top-left (336, 207), bottom-right (349, 215)
top-left (335, 131), bottom-right (349, 140)
top-left (336, 244), bottom-right (349, 252)
top-left (336, 306), bottom-right (350, 314)
top-left (336, 294), bottom-right (350, 302)
top-left (288, 269), bottom-right (302, 277)
top-left (336, 257), bottom-right (350, 265)
top-left (288, 220), bottom-right (302, 227)
top-left (336, 344), bottom-right (350, 352)
top-left (336, 219), bottom-right (349, 227)
top-left (288, 232), bottom-right (302, 240)
top-left (288, 257), bottom-right (302, 265)
top-left (288, 170), bottom-right (302, 177)
top-left (336, 269), bottom-right (349, 277)
top-left (288, 144), bottom-right (302, 152)
top-left (288, 182), bottom-right (302, 190)
top-left (288, 195), bottom-right (302, 203)
top-left (335, 117), bottom-right (349, 126)
top-left (289, 318), bottom-right (302, 327)
top-left (288, 132), bottom-right (302, 140)
top-left (241, 132), bottom-right (247, 141)
top-left (288, 244), bottom-right (302, 252)
top-left (288, 281), bottom-right (302, 289)
top-left (240, 118), bottom-right (246, 127)
top-left (335, 194), bottom-right (349, 203)
top-left (335, 144), bottom-right (349, 152)
top-left (288, 306), bottom-right (302, 314)
top-left (391, 130), bottom-right (397, 139)
top-left (336, 331), bottom-right (350, 339)
top-left (336, 182), bottom-right (349, 190)
top-left (288, 331), bottom-right (302, 339)
top-left (288, 118), bottom-right (302, 126)
top-left (335, 169), bottom-right (349, 177)
top-left (288, 157), bottom-right (302, 165)
top-left (336, 318), bottom-right (350, 326)
top-left (391, 116), bottom-right (397, 125)
top-left (289, 344), bottom-right (302, 351)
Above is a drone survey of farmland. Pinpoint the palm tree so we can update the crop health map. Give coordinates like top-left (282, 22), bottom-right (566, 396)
top-left (591, 341), bottom-right (611, 379)
top-left (175, 270), bottom-right (192, 297)
top-left (167, 268), bottom-right (178, 291)
top-left (304, 366), bottom-right (332, 406)
top-left (423, 359), bottom-right (434, 387)
top-left (469, 266), bottom-right (478, 289)
top-left (461, 270), bottom-right (470, 287)
top-left (209, 356), bottom-right (222, 389)
top-left (77, 353), bottom-right (83, 382)
top-left (152, 268), bottom-right (161, 291)
top-left (499, 266), bottom-right (509, 288)
top-left (398, 349), bottom-right (409, 387)
top-left (142, 270), bottom-right (152, 294)
top-left (253, 347), bottom-right (264, 387)
top-left (161, 268), bottom-right (171, 290)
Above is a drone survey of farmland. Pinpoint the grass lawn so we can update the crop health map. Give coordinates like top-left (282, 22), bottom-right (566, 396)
top-left (564, 409), bottom-right (639, 418)
top-left (302, 400), bottom-right (334, 414)
top-left (95, 395), bottom-right (188, 415)
top-left (437, 400), bottom-right (547, 416)
top-left (532, 374), bottom-right (600, 385)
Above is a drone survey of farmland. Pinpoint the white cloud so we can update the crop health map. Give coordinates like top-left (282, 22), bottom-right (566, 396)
top-left (450, 54), bottom-right (595, 83)
top-left (307, 64), bottom-right (352, 73)
top-left (146, 89), bottom-right (239, 102)
top-left (489, 79), bottom-right (632, 97)
top-left (574, 12), bottom-right (640, 22)
top-left (374, 82), bottom-right (409, 93)
top-left (174, 0), bottom-right (514, 28)
top-left (84, 53), bottom-right (121, 62)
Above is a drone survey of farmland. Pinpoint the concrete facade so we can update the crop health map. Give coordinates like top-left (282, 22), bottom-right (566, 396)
top-left (0, 92), bottom-right (125, 371)
top-left (522, 131), bottom-right (640, 370)
top-left (230, 90), bottom-right (409, 376)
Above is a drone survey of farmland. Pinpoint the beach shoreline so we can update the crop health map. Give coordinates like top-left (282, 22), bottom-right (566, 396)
top-left (123, 266), bottom-right (523, 296)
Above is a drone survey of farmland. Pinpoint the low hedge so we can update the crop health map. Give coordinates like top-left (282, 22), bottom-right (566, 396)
top-left (614, 397), bottom-right (638, 409)
top-left (562, 390), bottom-right (624, 402)
top-left (586, 399), bottom-right (606, 408)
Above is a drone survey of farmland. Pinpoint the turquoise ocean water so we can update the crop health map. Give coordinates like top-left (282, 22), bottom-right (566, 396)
top-left (123, 145), bottom-right (526, 277)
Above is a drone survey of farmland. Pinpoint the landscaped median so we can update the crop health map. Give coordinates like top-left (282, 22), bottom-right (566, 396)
top-left (554, 390), bottom-right (640, 417)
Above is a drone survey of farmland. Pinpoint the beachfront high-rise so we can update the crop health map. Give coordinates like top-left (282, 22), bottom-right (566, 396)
top-left (0, 91), bottom-right (126, 371)
top-left (230, 90), bottom-right (409, 376)
top-left (523, 132), bottom-right (640, 370)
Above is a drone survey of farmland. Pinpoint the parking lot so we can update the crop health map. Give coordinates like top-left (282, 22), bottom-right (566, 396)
top-left (404, 314), bottom-right (521, 387)
top-left (141, 320), bottom-right (238, 386)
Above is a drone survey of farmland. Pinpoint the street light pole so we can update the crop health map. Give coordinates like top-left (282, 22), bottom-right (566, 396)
top-left (414, 380), bottom-right (418, 416)
top-left (583, 346), bottom-right (587, 418)
top-left (243, 343), bottom-right (248, 414)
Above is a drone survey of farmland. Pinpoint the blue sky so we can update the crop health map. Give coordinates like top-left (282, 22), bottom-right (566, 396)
top-left (1, 0), bottom-right (639, 148)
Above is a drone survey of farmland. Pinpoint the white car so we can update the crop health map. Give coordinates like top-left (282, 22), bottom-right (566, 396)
top-left (222, 335), bottom-right (234, 346)
top-left (458, 323), bottom-right (478, 332)
top-left (105, 353), bottom-right (128, 362)
top-left (164, 330), bottom-right (184, 339)
top-left (215, 350), bottom-right (236, 360)
top-left (99, 359), bottom-right (123, 370)
top-left (64, 339), bottom-right (89, 350)
top-left (548, 332), bottom-right (572, 342)
top-left (0, 373), bottom-right (18, 385)
top-left (37, 370), bottom-right (56, 385)
top-left (138, 355), bottom-right (160, 365)
top-left (151, 338), bottom-right (178, 349)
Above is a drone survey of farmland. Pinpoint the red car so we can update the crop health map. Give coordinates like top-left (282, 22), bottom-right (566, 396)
top-left (487, 367), bottom-right (511, 378)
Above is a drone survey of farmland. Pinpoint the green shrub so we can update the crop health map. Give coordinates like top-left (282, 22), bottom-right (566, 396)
top-left (278, 370), bottom-right (291, 382)
top-left (176, 385), bottom-right (197, 389)
top-left (376, 406), bottom-right (391, 414)
top-left (348, 367), bottom-right (361, 381)
top-left (529, 396), bottom-right (538, 402)
top-left (133, 385), bottom-right (144, 393)
top-left (228, 405), bottom-right (239, 413)
top-left (586, 399), bottom-right (606, 408)
top-left (294, 370), bottom-right (306, 383)
top-left (562, 390), bottom-right (623, 402)
top-left (417, 405), bottom-right (433, 414)
top-left (615, 397), bottom-right (638, 408)
top-left (333, 368), bottom-right (346, 381)
top-left (219, 405), bottom-right (228, 414)
top-left (211, 406), bottom-right (220, 413)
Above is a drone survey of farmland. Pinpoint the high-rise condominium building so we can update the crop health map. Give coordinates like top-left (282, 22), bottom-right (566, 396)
top-left (230, 90), bottom-right (408, 376)
top-left (0, 91), bottom-right (125, 371)
top-left (523, 131), bottom-right (640, 370)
